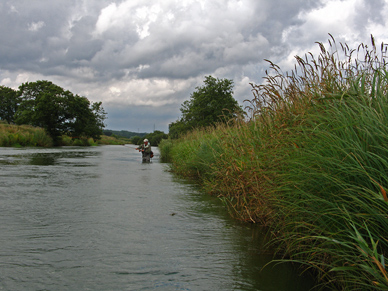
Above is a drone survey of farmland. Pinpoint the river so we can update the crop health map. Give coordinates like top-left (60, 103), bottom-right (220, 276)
top-left (0, 145), bottom-right (316, 290)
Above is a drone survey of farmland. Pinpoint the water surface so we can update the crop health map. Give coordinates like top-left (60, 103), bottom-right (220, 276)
top-left (0, 145), bottom-right (315, 290)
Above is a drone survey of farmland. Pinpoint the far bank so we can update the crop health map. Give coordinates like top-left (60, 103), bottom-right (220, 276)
top-left (0, 122), bottom-right (127, 147)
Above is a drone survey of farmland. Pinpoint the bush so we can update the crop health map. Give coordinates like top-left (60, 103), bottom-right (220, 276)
top-left (131, 135), bottom-right (143, 145)
top-left (144, 130), bottom-right (168, 146)
top-left (0, 123), bottom-right (53, 147)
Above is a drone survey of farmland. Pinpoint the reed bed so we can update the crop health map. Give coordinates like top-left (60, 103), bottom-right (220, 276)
top-left (0, 123), bottom-right (53, 147)
top-left (159, 36), bottom-right (388, 290)
top-left (0, 123), bottom-right (121, 147)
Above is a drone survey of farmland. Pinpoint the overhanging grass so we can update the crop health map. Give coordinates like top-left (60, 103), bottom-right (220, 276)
top-left (160, 36), bottom-right (388, 290)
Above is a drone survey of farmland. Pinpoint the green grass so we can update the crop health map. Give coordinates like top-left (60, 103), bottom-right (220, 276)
top-left (97, 135), bottom-right (130, 145)
top-left (160, 36), bottom-right (388, 290)
top-left (0, 123), bottom-right (53, 147)
top-left (0, 122), bottom-right (128, 147)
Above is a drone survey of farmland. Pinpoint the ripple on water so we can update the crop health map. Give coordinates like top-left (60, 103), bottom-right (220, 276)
top-left (0, 146), bottom-right (318, 291)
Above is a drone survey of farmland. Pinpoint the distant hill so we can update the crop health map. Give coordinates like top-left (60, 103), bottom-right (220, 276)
top-left (103, 129), bottom-right (148, 139)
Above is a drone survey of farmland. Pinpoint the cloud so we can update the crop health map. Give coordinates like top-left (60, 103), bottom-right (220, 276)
top-left (28, 21), bottom-right (45, 32)
top-left (0, 0), bottom-right (387, 132)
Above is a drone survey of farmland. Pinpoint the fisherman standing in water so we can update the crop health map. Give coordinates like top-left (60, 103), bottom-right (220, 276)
top-left (136, 139), bottom-right (152, 162)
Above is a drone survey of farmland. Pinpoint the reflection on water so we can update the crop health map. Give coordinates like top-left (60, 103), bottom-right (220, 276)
top-left (0, 146), bottom-right (317, 290)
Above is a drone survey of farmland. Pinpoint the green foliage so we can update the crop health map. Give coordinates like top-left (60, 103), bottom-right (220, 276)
top-left (71, 137), bottom-right (98, 146)
top-left (163, 36), bottom-right (388, 289)
top-left (169, 76), bottom-right (243, 138)
top-left (144, 130), bottom-right (168, 146)
top-left (60, 135), bottom-right (73, 146)
top-left (97, 135), bottom-right (127, 145)
top-left (158, 138), bottom-right (173, 162)
top-left (131, 135), bottom-right (143, 145)
top-left (103, 129), bottom-right (147, 139)
top-left (168, 120), bottom-right (189, 139)
top-left (0, 86), bottom-right (19, 124)
top-left (0, 123), bottom-right (53, 147)
top-left (268, 76), bottom-right (388, 289)
top-left (160, 127), bottom-right (222, 178)
top-left (14, 80), bottom-right (106, 145)
top-left (131, 131), bottom-right (167, 146)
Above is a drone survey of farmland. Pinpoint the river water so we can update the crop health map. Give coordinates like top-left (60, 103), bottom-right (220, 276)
top-left (0, 145), bottom-right (316, 290)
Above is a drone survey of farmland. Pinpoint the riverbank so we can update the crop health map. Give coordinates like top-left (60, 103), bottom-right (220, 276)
top-left (159, 39), bottom-right (388, 290)
top-left (0, 122), bottom-right (128, 147)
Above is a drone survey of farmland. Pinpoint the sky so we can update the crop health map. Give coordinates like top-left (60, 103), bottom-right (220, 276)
top-left (1, 0), bottom-right (387, 133)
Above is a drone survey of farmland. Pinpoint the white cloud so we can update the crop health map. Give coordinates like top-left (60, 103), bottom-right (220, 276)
top-left (363, 1), bottom-right (388, 41)
top-left (7, 4), bottom-right (19, 14)
top-left (28, 21), bottom-right (45, 32)
top-left (102, 77), bottom-right (195, 107)
top-left (277, 0), bottom-right (388, 72)
top-left (94, 3), bottom-right (122, 35)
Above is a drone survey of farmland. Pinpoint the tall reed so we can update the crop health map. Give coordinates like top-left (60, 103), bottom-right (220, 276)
top-left (269, 68), bottom-right (388, 289)
top-left (0, 123), bottom-right (53, 147)
top-left (161, 36), bottom-right (388, 289)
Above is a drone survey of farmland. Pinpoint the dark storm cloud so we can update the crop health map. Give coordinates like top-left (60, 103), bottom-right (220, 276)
top-left (65, 16), bottom-right (103, 63)
top-left (0, 1), bottom-right (73, 67)
top-left (0, 0), bottom-right (387, 132)
top-left (0, 0), bottom-right (314, 80)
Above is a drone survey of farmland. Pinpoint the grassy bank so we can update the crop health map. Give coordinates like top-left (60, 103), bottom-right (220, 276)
top-left (159, 37), bottom-right (388, 290)
top-left (0, 122), bottom-right (128, 147)
top-left (0, 123), bottom-right (53, 147)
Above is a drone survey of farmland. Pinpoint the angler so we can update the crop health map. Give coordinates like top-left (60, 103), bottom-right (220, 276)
top-left (136, 139), bottom-right (153, 162)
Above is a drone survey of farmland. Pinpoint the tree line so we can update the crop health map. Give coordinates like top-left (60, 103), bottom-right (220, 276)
top-left (0, 76), bottom-right (244, 146)
top-left (0, 80), bottom-right (106, 145)
top-left (103, 129), bottom-right (147, 139)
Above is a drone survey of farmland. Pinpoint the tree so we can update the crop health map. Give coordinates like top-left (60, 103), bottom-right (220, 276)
top-left (131, 135), bottom-right (143, 145)
top-left (168, 120), bottom-right (190, 139)
top-left (66, 96), bottom-right (106, 140)
top-left (89, 101), bottom-right (107, 139)
top-left (144, 130), bottom-right (168, 146)
top-left (169, 76), bottom-right (243, 138)
top-left (15, 81), bottom-right (71, 141)
top-left (15, 80), bottom-right (106, 144)
top-left (0, 86), bottom-right (19, 123)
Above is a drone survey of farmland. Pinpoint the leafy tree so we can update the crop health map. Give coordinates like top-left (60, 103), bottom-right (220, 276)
top-left (144, 130), bottom-right (168, 146)
top-left (131, 131), bottom-right (168, 146)
top-left (104, 130), bottom-right (113, 136)
top-left (66, 97), bottom-right (106, 140)
top-left (0, 86), bottom-right (19, 123)
top-left (15, 81), bottom-right (70, 140)
top-left (168, 120), bottom-right (189, 139)
top-left (15, 80), bottom-right (106, 144)
top-left (103, 130), bottom-right (147, 139)
top-left (169, 76), bottom-right (243, 138)
top-left (131, 135), bottom-right (143, 145)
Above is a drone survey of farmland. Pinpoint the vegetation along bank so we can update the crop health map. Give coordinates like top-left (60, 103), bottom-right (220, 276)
top-left (0, 80), bottom-right (107, 146)
top-left (159, 36), bottom-right (388, 290)
top-left (0, 122), bottom-right (130, 147)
